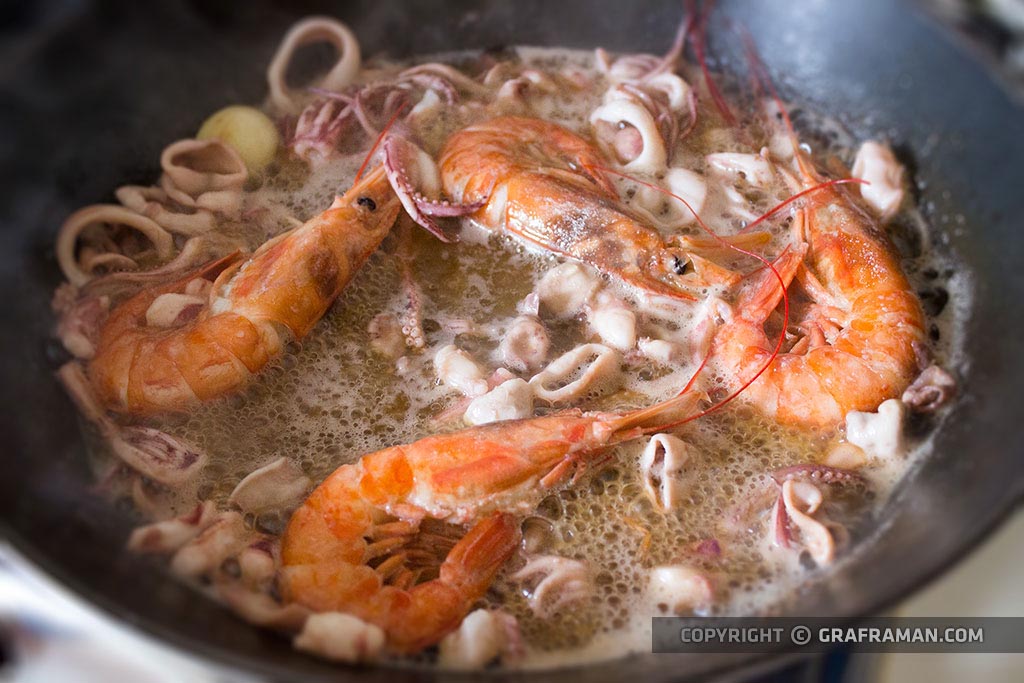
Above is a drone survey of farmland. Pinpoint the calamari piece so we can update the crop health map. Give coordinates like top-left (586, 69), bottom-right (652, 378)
top-left (400, 62), bottom-right (490, 99)
top-left (288, 98), bottom-right (355, 166)
top-left (637, 337), bottom-right (682, 364)
top-left (901, 365), bottom-right (956, 412)
top-left (822, 442), bottom-right (868, 470)
top-left (640, 433), bottom-right (693, 513)
top-left (145, 293), bottom-right (206, 328)
top-left (119, 134), bottom-right (254, 239)
top-left (56, 205), bottom-right (175, 287)
top-left (591, 97), bottom-right (667, 172)
top-left (595, 48), bottom-right (661, 82)
top-left (368, 312), bottom-right (406, 360)
top-left (664, 167), bottom-right (707, 223)
top-left (53, 288), bottom-right (109, 359)
top-left (110, 426), bottom-right (207, 486)
top-left (229, 457), bottom-right (311, 516)
top-left (170, 511), bottom-right (251, 579)
top-left (629, 167), bottom-right (706, 229)
top-left (529, 344), bottom-right (621, 405)
top-left (851, 141), bottom-right (905, 220)
top-left (706, 151), bottom-right (775, 187)
top-left (499, 315), bottom-right (549, 373)
top-left (434, 344), bottom-right (490, 397)
top-left (77, 233), bottom-right (244, 298)
top-left (159, 139), bottom-right (247, 219)
top-left (775, 480), bottom-right (838, 567)
top-left (126, 501), bottom-right (218, 554)
top-left (383, 135), bottom-right (482, 241)
top-left (647, 565), bottom-right (714, 614)
top-left (267, 17), bottom-right (361, 113)
top-left (293, 613), bottom-right (385, 663)
top-left (116, 184), bottom-right (218, 236)
top-left (238, 537), bottom-right (279, 586)
top-left (586, 292), bottom-right (637, 351)
top-left (535, 263), bottom-right (601, 318)
top-left (438, 609), bottom-right (522, 670)
top-left (494, 67), bottom-right (560, 108)
top-left (511, 555), bottom-right (593, 618)
top-left (464, 378), bottom-right (534, 426)
top-left (645, 72), bottom-right (693, 111)
top-left (844, 399), bottom-right (908, 459)
top-left (590, 70), bottom-right (694, 172)
top-left (216, 581), bottom-right (310, 632)
top-left (409, 88), bottom-right (442, 120)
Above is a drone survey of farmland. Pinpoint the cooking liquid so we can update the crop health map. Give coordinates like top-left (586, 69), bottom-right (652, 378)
top-left (93, 47), bottom-right (970, 667)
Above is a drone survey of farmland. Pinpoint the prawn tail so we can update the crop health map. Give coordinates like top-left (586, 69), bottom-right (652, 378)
top-left (440, 512), bottom-right (520, 596)
top-left (385, 513), bottom-right (519, 653)
top-left (737, 242), bottom-right (807, 322)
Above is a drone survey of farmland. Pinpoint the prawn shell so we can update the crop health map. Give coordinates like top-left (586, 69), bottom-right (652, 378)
top-left (87, 167), bottom-right (401, 414)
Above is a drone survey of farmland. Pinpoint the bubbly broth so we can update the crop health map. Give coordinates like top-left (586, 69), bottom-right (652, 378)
top-left (76, 45), bottom-right (969, 668)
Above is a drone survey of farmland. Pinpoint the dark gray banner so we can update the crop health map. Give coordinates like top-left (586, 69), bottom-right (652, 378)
top-left (652, 617), bottom-right (1024, 653)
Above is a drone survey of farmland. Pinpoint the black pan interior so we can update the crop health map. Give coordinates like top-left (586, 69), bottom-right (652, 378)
top-left (1, 1), bottom-right (1022, 681)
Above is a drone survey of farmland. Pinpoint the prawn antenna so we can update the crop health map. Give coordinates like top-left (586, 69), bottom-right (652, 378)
top-left (689, 0), bottom-right (737, 126)
top-left (354, 100), bottom-right (411, 183)
top-left (733, 24), bottom-right (819, 180)
top-left (738, 178), bottom-right (868, 234)
top-left (731, 27), bottom-right (875, 220)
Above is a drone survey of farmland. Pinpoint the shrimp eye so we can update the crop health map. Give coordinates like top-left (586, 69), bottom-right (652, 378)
top-left (671, 255), bottom-right (690, 275)
top-left (357, 196), bottom-right (377, 211)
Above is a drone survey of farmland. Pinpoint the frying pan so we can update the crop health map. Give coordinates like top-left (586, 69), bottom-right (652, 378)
top-left (1, 0), bottom-right (1022, 680)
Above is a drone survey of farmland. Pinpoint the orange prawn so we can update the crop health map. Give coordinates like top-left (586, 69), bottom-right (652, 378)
top-left (700, 23), bottom-right (927, 428)
top-left (280, 390), bottom-right (705, 654)
top-left (710, 171), bottom-right (926, 428)
top-left (88, 165), bottom-right (401, 414)
top-left (438, 115), bottom-right (750, 301)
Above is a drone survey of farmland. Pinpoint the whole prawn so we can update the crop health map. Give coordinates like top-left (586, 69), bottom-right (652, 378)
top-left (704, 47), bottom-right (927, 428)
top-left (88, 165), bottom-right (401, 414)
top-left (438, 116), bottom-right (747, 301)
top-left (711, 182), bottom-right (925, 428)
top-left (280, 390), bottom-right (704, 654)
